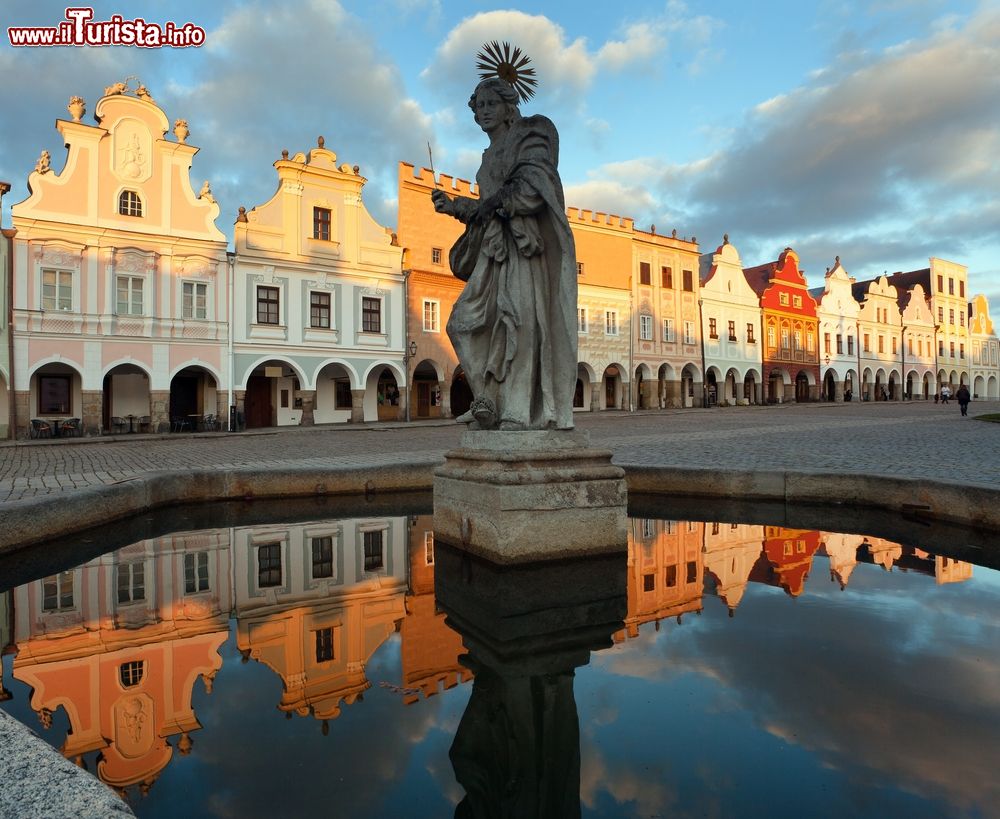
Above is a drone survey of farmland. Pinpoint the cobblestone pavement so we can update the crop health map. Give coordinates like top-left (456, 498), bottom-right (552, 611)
top-left (1, 400), bottom-right (998, 505)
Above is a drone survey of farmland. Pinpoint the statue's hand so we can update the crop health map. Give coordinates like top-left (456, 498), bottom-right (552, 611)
top-left (476, 193), bottom-right (505, 222)
top-left (431, 189), bottom-right (452, 215)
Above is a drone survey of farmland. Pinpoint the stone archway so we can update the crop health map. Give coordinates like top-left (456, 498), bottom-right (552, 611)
top-left (103, 363), bottom-right (152, 433)
top-left (170, 366), bottom-right (222, 431)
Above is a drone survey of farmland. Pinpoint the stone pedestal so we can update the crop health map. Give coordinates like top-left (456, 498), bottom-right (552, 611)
top-left (433, 430), bottom-right (627, 564)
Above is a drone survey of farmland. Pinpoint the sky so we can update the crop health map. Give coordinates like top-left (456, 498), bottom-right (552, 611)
top-left (1, 0), bottom-right (998, 307)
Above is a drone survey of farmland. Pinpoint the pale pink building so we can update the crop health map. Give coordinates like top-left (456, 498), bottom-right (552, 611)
top-left (10, 82), bottom-right (229, 436)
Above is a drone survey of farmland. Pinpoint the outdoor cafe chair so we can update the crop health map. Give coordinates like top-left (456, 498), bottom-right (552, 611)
top-left (171, 417), bottom-right (190, 433)
top-left (59, 418), bottom-right (82, 437)
top-left (110, 416), bottom-right (127, 434)
top-left (137, 415), bottom-right (151, 433)
top-left (30, 419), bottom-right (53, 439)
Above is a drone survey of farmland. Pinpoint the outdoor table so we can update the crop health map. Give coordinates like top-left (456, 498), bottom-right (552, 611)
top-left (188, 414), bottom-right (203, 431)
top-left (126, 414), bottom-right (136, 433)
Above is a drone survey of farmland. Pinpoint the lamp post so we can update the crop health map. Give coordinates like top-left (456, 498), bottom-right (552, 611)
top-left (403, 340), bottom-right (417, 423)
top-left (824, 355), bottom-right (830, 401)
top-left (697, 297), bottom-right (708, 408)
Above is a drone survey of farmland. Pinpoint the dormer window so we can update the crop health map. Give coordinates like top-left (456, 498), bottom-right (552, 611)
top-left (313, 207), bottom-right (331, 240)
top-left (119, 190), bottom-right (143, 217)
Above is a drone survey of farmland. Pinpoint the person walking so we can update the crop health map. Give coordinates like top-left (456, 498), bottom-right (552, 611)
top-left (956, 384), bottom-right (971, 416)
top-left (941, 385), bottom-right (951, 404)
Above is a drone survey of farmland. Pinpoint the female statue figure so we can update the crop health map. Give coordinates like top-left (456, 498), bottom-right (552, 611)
top-left (432, 76), bottom-right (577, 431)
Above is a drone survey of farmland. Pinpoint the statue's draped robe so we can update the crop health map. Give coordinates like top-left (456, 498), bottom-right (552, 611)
top-left (447, 115), bottom-right (578, 430)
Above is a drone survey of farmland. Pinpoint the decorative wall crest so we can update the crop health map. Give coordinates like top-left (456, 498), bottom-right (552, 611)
top-left (113, 119), bottom-right (152, 183)
top-left (34, 245), bottom-right (82, 267)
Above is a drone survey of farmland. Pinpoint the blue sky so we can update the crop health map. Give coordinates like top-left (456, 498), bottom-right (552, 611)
top-left (2, 1), bottom-right (998, 305)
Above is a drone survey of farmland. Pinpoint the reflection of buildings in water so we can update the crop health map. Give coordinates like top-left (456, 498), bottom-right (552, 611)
top-left (820, 533), bottom-right (860, 589)
top-left (702, 522), bottom-right (766, 613)
top-left (859, 537), bottom-right (903, 571)
top-left (929, 553), bottom-right (974, 585)
top-left (753, 528), bottom-right (822, 597)
top-left (619, 519), bottom-right (704, 640)
top-left (1, 590), bottom-right (12, 701)
top-left (400, 516), bottom-right (472, 705)
top-left (10, 530), bottom-right (231, 794)
top-left (232, 518), bottom-right (408, 724)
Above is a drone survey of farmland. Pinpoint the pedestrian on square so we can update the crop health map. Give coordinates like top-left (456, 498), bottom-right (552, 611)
top-left (941, 385), bottom-right (951, 404)
top-left (956, 384), bottom-right (971, 416)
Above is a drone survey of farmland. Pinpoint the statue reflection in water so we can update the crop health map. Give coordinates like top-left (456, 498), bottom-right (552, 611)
top-left (434, 540), bottom-right (627, 818)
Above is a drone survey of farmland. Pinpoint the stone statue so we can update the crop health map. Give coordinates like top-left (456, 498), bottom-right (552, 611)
top-left (432, 68), bottom-right (577, 431)
top-left (34, 150), bottom-right (51, 175)
top-left (198, 180), bottom-right (215, 203)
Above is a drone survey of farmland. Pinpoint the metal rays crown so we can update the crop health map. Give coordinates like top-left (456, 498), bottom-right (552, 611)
top-left (476, 41), bottom-right (537, 103)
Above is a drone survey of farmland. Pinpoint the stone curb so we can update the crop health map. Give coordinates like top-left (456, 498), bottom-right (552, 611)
top-left (2, 460), bottom-right (999, 556)
top-left (0, 709), bottom-right (135, 818)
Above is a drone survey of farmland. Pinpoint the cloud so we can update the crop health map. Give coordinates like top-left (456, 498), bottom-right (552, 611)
top-left (597, 22), bottom-right (668, 71)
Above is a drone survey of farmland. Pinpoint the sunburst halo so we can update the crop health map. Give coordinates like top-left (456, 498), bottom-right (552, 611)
top-left (475, 40), bottom-right (538, 103)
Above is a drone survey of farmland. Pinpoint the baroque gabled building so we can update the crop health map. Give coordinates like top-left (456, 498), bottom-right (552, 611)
top-left (851, 274), bottom-right (903, 400)
top-left (968, 294), bottom-right (1000, 399)
top-left (233, 140), bottom-right (404, 428)
top-left (899, 283), bottom-right (936, 399)
top-left (699, 237), bottom-right (762, 404)
top-left (10, 82), bottom-right (229, 437)
top-left (812, 257), bottom-right (860, 401)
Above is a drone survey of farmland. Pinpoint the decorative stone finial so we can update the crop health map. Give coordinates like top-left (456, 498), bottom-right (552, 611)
top-left (237, 206), bottom-right (248, 223)
top-left (281, 149), bottom-right (289, 160)
top-left (723, 233), bottom-right (729, 244)
top-left (691, 236), bottom-right (696, 243)
top-left (353, 164), bottom-right (360, 175)
top-left (135, 84), bottom-right (154, 103)
top-left (34, 150), bottom-right (51, 175)
top-left (671, 228), bottom-right (677, 238)
top-left (835, 255), bottom-right (840, 264)
top-left (198, 180), bottom-right (215, 203)
top-left (173, 119), bottom-right (189, 144)
top-left (104, 81), bottom-right (127, 96)
top-left (67, 96), bottom-right (85, 123)
top-left (650, 224), bottom-right (656, 234)
top-left (317, 135), bottom-right (325, 148)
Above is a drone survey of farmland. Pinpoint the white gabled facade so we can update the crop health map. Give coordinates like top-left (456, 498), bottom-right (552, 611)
top-left (233, 139), bottom-right (404, 427)
top-left (9, 83), bottom-right (228, 437)
top-left (969, 294), bottom-right (1000, 399)
top-left (699, 238), bottom-right (762, 405)
top-left (900, 284), bottom-right (936, 399)
top-left (814, 258), bottom-right (860, 401)
top-left (853, 275), bottom-right (903, 401)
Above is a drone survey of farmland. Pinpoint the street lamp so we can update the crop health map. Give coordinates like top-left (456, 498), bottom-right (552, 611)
top-left (403, 340), bottom-right (418, 423)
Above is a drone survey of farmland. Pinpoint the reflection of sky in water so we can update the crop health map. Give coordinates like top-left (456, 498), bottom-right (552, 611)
top-left (2, 534), bottom-right (998, 818)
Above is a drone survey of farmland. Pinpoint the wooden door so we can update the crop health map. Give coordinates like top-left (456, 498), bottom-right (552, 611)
top-left (245, 376), bottom-right (272, 428)
top-left (416, 382), bottom-right (430, 417)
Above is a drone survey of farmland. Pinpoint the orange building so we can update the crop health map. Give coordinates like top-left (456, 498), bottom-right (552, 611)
top-left (400, 515), bottom-right (472, 704)
top-left (743, 248), bottom-right (820, 402)
top-left (751, 527), bottom-right (822, 597)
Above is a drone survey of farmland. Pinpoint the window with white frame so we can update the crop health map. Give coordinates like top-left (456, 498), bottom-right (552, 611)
top-left (184, 552), bottom-right (210, 593)
top-left (431, 247), bottom-right (442, 264)
top-left (423, 299), bottom-right (440, 332)
top-left (118, 190), bottom-right (143, 217)
top-left (639, 314), bottom-right (653, 340)
top-left (424, 531), bottom-right (435, 566)
top-left (257, 542), bottom-right (282, 588)
top-left (183, 282), bottom-right (208, 319)
top-left (311, 536), bottom-right (334, 579)
top-left (42, 571), bottom-right (74, 612)
top-left (779, 292), bottom-right (789, 306)
top-left (662, 318), bottom-right (675, 342)
top-left (257, 286), bottom-right (280, 325)
top-left (116, 275), bottom-right (143, 316)
top-left (605, 310), bottom-right (619, 336)
top-left (310, 291), bottom-right (331, 328)
top-left (363, 530), bottom-right (384, 572)
top-left (683, 321), bottom-right (694, 345)
top-left (42, 269), bottom-right (73, 311)
top-left (578, 307), bottom-right (588, 334)
top-left (116, 561), bottom-right (145, 604)
top-left (362, 296), bottom-right (382, 333)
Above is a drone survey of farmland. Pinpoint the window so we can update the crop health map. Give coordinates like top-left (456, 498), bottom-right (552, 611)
top-left (42, 269), bottom-right (72, 311)
top-left (431, 247), bottom-right (442, 265)
top-left (728, 320), bottom-right (736, 341)
top-left (116, 276), bottom-right (143, 316)
top-left (307, 536), bottom-right (334, 579)
top-left (959, 281), bottom-right (965, 298)
top-left (643, 574), bottom-right (655, 592)
top-left (949, 341), bottom-right (955, 358)
top-left (313, 207), bottom-right (331, 241)
top-left (891, 337), bottom-right (897, 355)
top-left (683, 321), bottom-right (695, 345)
top-left (824, 333), bottom-right (831, 354)
top-left (663, 318), bottom-right (675, 342)
top-left (185, 552), bottom-right (209, 593)
top-left (257, 543), bottom-right (282, 588)
top-left (793, 330), bottom-right (802, 351)
top-left (661, 266), bottom-right (673, 288)
top-left (315, 628), bottom-right (334, 662)
top-left (257, 286), bottom-right (279, 325)
top-left (960, 343), bottom-right (965, 359)
top-left (847, 335), bottom-right (855, 355)
top-left (878, 336), bottom-right (884, 354)
top-left (578, 307), bottom-right (588, 334)
top-left (424, 531), bottom-right (435, 566)
top-left (183, 282), bottom-right (207, 319)
top-left (938, 306), bottom-right (944, 323)
top-left (793, 295), bottom-right (802, 308)
top-left (863, 333), bottom-right (870, 353)
top-left (605, 310), bottom-right (619, 336)
top-left (708, 318), bottom-right (718, 339)
top-left (120, 661), bottom-right (144, 688)
top-left (642, 519), bottom-right (655, 538)
top-left (38, 375), bottom-right (71, 415)
top-left (836, 333), bottom-right (843, 354)
top-left (747, 323), bottom-right (755, 343)
top-left (767, 325), bottom-right (776, 349)
top-left (116, 561), bottom-right (145, 604)
top-left (362, 296), bottom-right (381, 333)
top-left (335, 380), bottom-right (352, 409)
top-left (639, 314), bottom-right (653, 340)
top-left (682, 270), bottom-right (693, 292)
top-left (363, 530), bottom-right (384, 572)
top-left (937, 274), bottom-right (944, 292)
top-left (42, 571), bottom-right (74, 612)
top-left (779, 292), bottom-right (789, 306)
top-left (959, 312), bottom-right (965, 328)
top-left (806, 332), bottom-right (815, 353)
top-left (939, 340), bottom-right (945, 357)
top-left (639, 262), bottom-right (651, 286)
top-left (118, 190), bottom-right (143, 217)
top-left (665, 565), bottom-right (677, 588)
top-left (948, 278), bottom-right (954, 295)
top-left (781, 327), bottom-right (790, 350)
top-left (949, 308), bottom-right (955, 325)
top-left (686, 561), bottom-right (697, 583)
top-left (311, 291), bottom-right (331, 329)
top-left (577, 262), bottom-right (584, 276)
top-left (422, 299), bottom-right (439, 332)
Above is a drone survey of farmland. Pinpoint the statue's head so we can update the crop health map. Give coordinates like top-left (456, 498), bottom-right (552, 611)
top-left (468, 77), bottom-right (521, 129)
